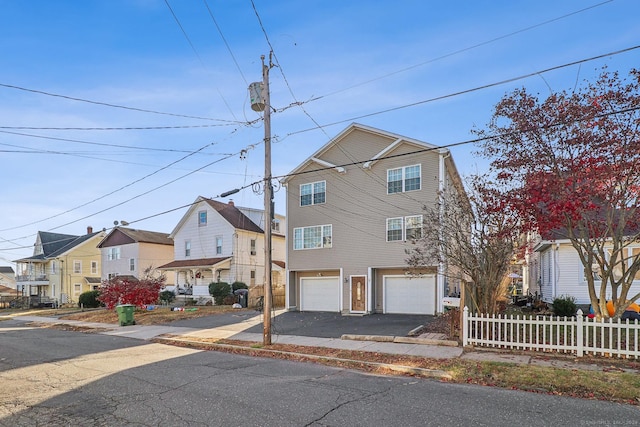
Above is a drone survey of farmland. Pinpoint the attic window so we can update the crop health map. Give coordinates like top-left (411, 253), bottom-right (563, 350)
top-left (198, 211), bottom-right (207, 226)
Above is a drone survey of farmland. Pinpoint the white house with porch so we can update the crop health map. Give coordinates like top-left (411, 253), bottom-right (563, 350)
top-left (158, 196), bottom-right (285, 301)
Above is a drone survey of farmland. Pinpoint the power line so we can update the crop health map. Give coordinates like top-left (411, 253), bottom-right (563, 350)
top-left (3, 47), bottom-right (636, 251)
top-left (0, 123), bottom-right (244, 131)
top-left (309, 1), bottom-right (615, 102)
top-left (0, 129), bottom-right (224, 154)
top-left (2, 102), bottom-right (637, 253)
top-left (203, 0), bottom-right (248, 86)
top-left (282, 45), bottom-right (640, 137)
top-left (0, 82), bottom-right (238, 123)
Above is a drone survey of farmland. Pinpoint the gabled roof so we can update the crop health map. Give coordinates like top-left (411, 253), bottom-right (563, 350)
top-left (204, 199), bottom-right (263, 233)
top-left (38, 231), bottom-right (79, 257)
top-left (97, 227), bottom-right (173, 248)
top-left (0, 266), bottom-right (15, 274)
top-left (169, 196), bottom-right (263, 237)
top-left (282, 123), bottom-right (446, 183)
top-left (15, 231), bottom-right (103, 263)
top-left (48, 232), bottom-right (101, 258)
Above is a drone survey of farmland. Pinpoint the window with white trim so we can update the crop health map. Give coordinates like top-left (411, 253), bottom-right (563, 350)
top-left (300, 181), bottom-right (326, 206)
top-left (250, 239), bottom-right (256, 256)
top-left (74, 283), bottom-right (81, 295)
top-left (73, 260), bottom-right (82, 274)
top-left (107, 247), bottom-right (121, 261)
top-left (386, 215), bottom-right (423, 241)
top-left (129, 258), bottom-right (135, 272)
top-left (387, 165), bottom-right (421, 194)
top-left (216, 237), bottom-right (223, 255)
top-left (185, 240), bottom-right (191, 257)
top-left (91, 261), bottom-right (98, 274)
top-left (198, 210), bottom-right (207, 226)
top-left (293, 225), bottom-right (332, 250)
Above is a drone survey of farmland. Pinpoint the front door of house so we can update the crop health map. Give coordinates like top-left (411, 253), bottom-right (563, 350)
top-left (350, 276), bottom-right (366, 312)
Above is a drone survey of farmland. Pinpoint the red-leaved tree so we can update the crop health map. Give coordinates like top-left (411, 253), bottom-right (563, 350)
top-left (98, 269), bottom-right (165, 309)
top-left (476, 67), bottom-right (640, 319)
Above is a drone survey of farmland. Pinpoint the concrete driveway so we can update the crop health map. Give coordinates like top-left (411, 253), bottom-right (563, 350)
top-left (165, 310), bottom-right (432, 339)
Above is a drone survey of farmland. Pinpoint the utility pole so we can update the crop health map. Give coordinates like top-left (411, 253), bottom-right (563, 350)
top-left (251, 54), bottom-right (273, 346)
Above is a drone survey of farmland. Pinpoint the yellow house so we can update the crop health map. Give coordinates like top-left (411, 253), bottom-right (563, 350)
top-left (15, 226), bottom-right (105, 307)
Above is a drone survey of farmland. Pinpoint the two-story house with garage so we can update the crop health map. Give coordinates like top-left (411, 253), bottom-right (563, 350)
top-left (283, 123), bottom-right (465, 315)
top-left (158, 196), bottom-right (286, 300)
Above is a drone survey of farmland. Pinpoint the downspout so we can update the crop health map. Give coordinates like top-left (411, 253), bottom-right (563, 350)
top-left (553, 243), bottom-right (559, 300)
top-left (437, 150), bottom-right (449, 314)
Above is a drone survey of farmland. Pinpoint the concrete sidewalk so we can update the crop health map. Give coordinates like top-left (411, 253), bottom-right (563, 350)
top-left (12, 313), bottom-right (463, 360)
top-left (7, 313), bottom-right (635, 373)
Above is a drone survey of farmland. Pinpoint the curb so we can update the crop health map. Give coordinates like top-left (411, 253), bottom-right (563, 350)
top-left (341, 334), bottom-right (459, 347)
top-left (154, 336), bottom-right (452, 379)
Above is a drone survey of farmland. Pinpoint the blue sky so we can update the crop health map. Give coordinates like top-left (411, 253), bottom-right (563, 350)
top-left (1, 0), bottom-right (638, 266)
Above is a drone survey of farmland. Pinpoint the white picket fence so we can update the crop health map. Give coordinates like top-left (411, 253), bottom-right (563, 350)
top-left (462, 307), bottom-right (640, 358)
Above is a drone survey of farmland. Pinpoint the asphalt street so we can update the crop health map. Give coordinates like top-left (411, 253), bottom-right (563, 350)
top-left (1, 317), bottom-right (637, 426)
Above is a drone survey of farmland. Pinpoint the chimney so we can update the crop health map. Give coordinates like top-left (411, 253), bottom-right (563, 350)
top-left (87, 226), bottom-right (93, 234)
top-left (228, 200), bottom-right (234, 207)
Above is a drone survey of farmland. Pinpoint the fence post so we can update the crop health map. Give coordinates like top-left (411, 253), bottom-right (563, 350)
top-left (576, 309), bottom-right (583, 357)
top-left (462, 306), bottom-right (469, 346)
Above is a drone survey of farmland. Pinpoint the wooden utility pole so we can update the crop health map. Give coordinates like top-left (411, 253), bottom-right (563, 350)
top-left (261, 54), bottom-right (273, 346)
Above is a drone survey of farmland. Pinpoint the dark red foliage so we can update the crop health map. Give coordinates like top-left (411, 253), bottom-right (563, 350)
top-left (98, 276), bottom-right (165, 309)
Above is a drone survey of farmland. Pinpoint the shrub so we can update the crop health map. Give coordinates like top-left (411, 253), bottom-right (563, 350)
top-left (232, 281), bottom-right (248, 291)
top-left (78, 290), bottom-right (102, 308)
top-left (552, 295), bottom-right (577, 317)
top-left (209, 282), bottom-right (231, 305)
top-left (98, 276), bottom-right (165, 309)
top-left (159, 290), bottom-right (175, 304)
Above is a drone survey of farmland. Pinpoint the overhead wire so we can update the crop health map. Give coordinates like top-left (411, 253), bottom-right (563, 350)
top-left (0, 82), bottom-right (238, 123)
top-left (0, 123), bottom-right (244, 131)
top-left (0, 129), bottom-right (229, 154)
top-left (282, 45), bottom-right (640, 137)
top-left (311, 0), bottom-right (614, 101)
top-left (6, 101), bottom-right (635, 253)
top-left (2, 45), bottom-right (637, 254)
top-left (164, 0), bottom-right (239, 121)
top-left (203, 0), bottom-right (248, 86)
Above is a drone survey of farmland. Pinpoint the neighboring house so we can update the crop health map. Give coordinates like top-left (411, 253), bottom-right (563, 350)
top-left (97, 227), bottom-right (174, 283)
top-left (0, 266), bottom-right (16, 290)
top-left (14, 227), bottom-right (105, 306)
top-left (532, 233), bottom-right (640, 305)
top-left (158, 197), bottom-right (286, 299)
top-left (283, 123), bottom-right (465, 315)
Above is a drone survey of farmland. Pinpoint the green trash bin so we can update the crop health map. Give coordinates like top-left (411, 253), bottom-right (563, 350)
top-left (116, 304), bottom-right (136, 326)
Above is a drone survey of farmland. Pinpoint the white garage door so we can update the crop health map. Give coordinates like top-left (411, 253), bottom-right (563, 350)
top-left (300, 277), bottom-right (340, 312)
top-left (383, 275), bottom-right (435, 315)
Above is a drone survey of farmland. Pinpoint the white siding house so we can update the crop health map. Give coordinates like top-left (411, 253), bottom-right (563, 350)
top-left (158, 196), bottom-right (285, 299)
top-left (534, 239), bottom-right (640, 305)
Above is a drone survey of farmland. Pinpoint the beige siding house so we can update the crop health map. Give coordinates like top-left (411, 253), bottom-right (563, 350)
top-left (284, 123), bottom-right (464, 315)
top-left (14, 227), bottom-right (104, 307)
top-left (97, 227), bottom-right (174, 283)
top-left (159, 196), bottom-right (285, 300)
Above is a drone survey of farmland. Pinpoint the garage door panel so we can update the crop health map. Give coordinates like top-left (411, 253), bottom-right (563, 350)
top-left (300, 277), bottom-right (340, 312)
top-left (384, 276), bottom-right (435, 315)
